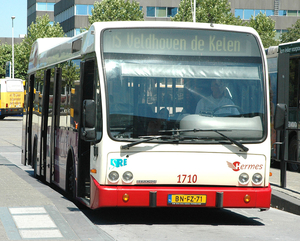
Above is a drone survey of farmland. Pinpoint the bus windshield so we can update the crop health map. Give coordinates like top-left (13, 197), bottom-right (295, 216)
top-left (102, 28), bottom-right (265, 142)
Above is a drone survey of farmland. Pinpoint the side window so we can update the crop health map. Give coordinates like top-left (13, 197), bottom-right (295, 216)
top-left (81, 60), bottom-right (95, 99)
top-left (33, 70), bottom-right (44, 114)
top-left (81, 59), bottom-right (102, 141)
top-left (95, 61), bottom-right (102, 141)
top-left (71, 80), bottom-right (81, 129)
top-left (49, 69), bottom-right (55, 116)
top-left (60, 60), bottom-right (80, 128)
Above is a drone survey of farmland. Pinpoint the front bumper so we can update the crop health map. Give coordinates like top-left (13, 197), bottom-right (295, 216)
top-left (89, 177), bottom-right (271, 209)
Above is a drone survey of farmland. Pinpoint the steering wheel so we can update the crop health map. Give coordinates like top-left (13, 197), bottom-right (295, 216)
top-left (213, 105), bottom-right (242, 116)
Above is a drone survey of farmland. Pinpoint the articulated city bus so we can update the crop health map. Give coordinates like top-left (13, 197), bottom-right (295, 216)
top-left (22, 21), bottom-right (271, 209)
top-left (266, 40), bottom-right (300, 172)
top-left (0, 78), bottom-right (24, 120)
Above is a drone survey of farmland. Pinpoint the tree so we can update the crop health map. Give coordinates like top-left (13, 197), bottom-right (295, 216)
top-left (172, 0), bottom-right (244, 26)
top-left (247, 12), bottom-right (278, 48)
top-left (281, 19), bottom-right (300, 43)
top-left (0, 42), bottom-right (30, 79)
top-left (0, 43), bottom-right (12, 78)
top-left (89, 0), bottom-right (143, 24)
top-left (17, 14), bottom-right (65, 80)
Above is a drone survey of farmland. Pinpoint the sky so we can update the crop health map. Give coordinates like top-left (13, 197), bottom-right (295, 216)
top-left (0, 0), bottom-right (27, 38)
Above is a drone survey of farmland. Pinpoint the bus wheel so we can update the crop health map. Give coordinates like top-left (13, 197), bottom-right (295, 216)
top-left (288, 137), bottom-right (300, 172)
top-left (67, 161), bottom-right (76, 199)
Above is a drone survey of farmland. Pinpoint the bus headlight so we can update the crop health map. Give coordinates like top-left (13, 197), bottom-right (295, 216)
top-left (252, 173), bottom-right (263, 184)
top-left (122, 171), bottom-right (133, 183)
top-left (239, 173), bottom-right (249, 185)
top-left (108, 171), bottom-right (119, 182)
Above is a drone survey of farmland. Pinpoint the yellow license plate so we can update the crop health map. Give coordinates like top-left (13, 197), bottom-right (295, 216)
top-left (168, 194), bottom-right (207, 205)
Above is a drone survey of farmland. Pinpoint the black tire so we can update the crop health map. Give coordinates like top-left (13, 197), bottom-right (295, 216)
top-left (288, 137), bottom-right (300, 172)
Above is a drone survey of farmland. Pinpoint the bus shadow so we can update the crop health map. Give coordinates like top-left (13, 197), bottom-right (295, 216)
top-left (83, 207), bottom-right (264, 226)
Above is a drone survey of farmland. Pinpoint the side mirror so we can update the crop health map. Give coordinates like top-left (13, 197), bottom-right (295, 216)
top-left (274, 103), bottom-right (287, 130)
top-left (81, 99), bottom-right (96, 141)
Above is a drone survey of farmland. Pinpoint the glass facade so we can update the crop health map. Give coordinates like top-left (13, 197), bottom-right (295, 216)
top-left (255, 10), bottom-right (264, 17)
top-left (146, 7), bottom-right (155, 17)
top-left (278, 10), bottom-right (287, 16)
top-left (55, 5), bottom-right (93, 26)
top-left (244, 9), bottom-right (254, 19)
top-left (146, 6), bottom-right (178, 18)
top-left (55, 6), bottom-right (74, 23)
top-left (266, 10), bottom-right (275, 16)
top-left (75, 5), bottom-right (94, 16)
top-left (235, 8), bottom-right (289, 20)
top-left (156, 7), bottom-right (166, 17)
top-left (36, 2), bottom-right (55, 11)
top-left (167, 7), bottom-right (177, 17)
top-left (37, 2), bottom-right (47, 11)
top-left (287, 10), bottom-right (300, 16)
top-left (275, 29), bottom-right (288, 40)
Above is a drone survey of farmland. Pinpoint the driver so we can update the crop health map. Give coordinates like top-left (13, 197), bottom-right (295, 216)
top-left (195, 79), bottom-right (239, 115)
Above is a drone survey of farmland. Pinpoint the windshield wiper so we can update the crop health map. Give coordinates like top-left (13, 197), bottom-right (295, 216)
top-left (121, 135), bottom-right (170, 150)
top-left (121, 129), bottom-right (248, 152)
top-left (160, 129), bottom-right (249, 152)
top-left (214, 130), bottom-right (249, 152)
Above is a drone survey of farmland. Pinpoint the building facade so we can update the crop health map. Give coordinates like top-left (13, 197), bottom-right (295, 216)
top-left (230, 0), bottom-right (300, 38)
top-left (54, 0), bottom-right (181, 37)
top-left (0, 38), bottom-right (24, 45)
top-left (27, 0), bottom-right (61, 28)
top-left (26, 0), bottom-right (300, 38)
top-left (54, 0), bottom-right (96, 36)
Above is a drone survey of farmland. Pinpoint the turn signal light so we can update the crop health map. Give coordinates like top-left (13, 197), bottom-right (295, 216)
top-left (122, 193), bottom-right (130, 202)
top-left (90, 169), bottom-right (97, 174)
top-left (244, 194), bottom-right (251, 203)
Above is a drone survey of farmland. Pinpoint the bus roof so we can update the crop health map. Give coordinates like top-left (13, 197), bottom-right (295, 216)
top-left (28, 21), bottom-right (261, 74)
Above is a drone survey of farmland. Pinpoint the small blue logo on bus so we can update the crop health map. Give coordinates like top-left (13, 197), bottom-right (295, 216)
top-left (110, 159), bottom-right (127, 168)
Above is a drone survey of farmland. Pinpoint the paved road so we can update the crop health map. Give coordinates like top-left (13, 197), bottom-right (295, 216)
top-left (0, 117), bottom-right (113, 240)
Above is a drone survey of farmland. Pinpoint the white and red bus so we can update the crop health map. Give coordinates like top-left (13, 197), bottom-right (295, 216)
top-left (22, 21), bottom-right (271, 209)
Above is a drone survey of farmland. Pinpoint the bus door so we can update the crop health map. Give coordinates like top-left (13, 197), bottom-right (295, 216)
top-left (44, 68), bottom-right (62, 183)
top-left (281, 53), bottom-right (300, 171)
top-left (22, 74), bottom-right (34, 166)
top-left (38, 70), bottom-right (50, 179)
top-left (41, 68), bottom-right (61, 183)
top-left (77, 59), bottom-right (95, 201)
top-left (51, 68), bottom-right (63, 184)
top-left (276, 53), bottom-right (290, 166)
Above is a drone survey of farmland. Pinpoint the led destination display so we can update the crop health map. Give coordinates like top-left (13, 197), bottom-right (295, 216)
top-left (103, 28), bottom-right (261, 57)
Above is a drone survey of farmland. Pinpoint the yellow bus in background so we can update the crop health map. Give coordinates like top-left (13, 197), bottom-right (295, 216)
top-left (0, 78), bottom-right (24, 120)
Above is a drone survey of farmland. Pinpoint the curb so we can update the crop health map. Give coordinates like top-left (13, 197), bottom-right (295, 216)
top-left (271, 187), bottom-right (300, 215)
